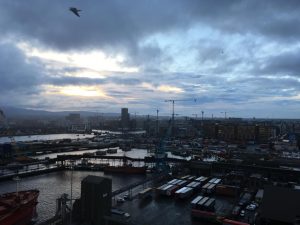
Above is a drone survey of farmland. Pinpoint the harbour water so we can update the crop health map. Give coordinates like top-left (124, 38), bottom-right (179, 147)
top-left (0, 133), bottom-right (94, 144)
top-left (0, 170), bottom-right (146, 223)
top-left (0, 133), bottom-right (189, 223)
top-left (0, 130), bottom-right (146, 144)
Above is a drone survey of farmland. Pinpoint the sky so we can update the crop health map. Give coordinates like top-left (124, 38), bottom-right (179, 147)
top-left (1, 0), bottom-right (300, 118)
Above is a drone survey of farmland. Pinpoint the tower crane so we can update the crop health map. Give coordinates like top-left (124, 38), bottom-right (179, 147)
top-left (221, 111), bottom-right (227, 119)
top-left (164, 99), bottom-right (197, 125)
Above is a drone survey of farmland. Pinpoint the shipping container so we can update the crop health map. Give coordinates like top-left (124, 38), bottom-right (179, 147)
top-left (204, 198), bottom-right (215, 211)
top-left (157, 184), bottom-right (173, 195)
top-left (222, 218), bottom-right (250, 225)
top-left (197, 196), bottom-right (209, 209)
top-left (138, 188), bottom-right (152, 199)
top-left (202, 183), bottom-right (211, 189)
top-left (166, 185), bottom-right (181, 196)
top-left (181, 175), bottom-right (190, 180)
top-left (213, 178), bottom-right (221, 184)
top-left (191, 195), bottom-right (203, 208)
top-left (208, 178), bottom-right (217, 183)
top-left (168, 179), bottom-right (178, 185)
top-left (187, 176), bottom-right (196, 180)
top-left (207, 183), bottom-right (216, 194)
top-left (173, 179), bottom-right (183, 185)
top-left (177, 180), bottom-right (189, 187)
top-left (175, 187), bottom-right (193, 199)
top-left (216, 185), bottom-right (239, 197)
top-left (195, 176), bottom-right (204, 181)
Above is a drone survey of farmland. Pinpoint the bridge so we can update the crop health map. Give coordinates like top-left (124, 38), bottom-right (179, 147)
top-left (54, 154), bottom-right (187, 164)
top-left (112, 172), bottom-right (168, 197)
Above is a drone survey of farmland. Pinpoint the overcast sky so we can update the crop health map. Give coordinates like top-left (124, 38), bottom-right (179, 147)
top-left (1, 0), bottom-right (300, 118)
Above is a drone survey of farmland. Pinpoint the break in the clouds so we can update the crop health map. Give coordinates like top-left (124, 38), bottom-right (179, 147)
top-left (1, 0), bottom-right (300, 118)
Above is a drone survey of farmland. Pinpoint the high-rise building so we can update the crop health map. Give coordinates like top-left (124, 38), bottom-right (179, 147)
top-left (0, 109), bottom-right (5, 128)
top-left (121, 108), bottom-right (130, 129)
top-left (80, 176), bottom-right (112, 225)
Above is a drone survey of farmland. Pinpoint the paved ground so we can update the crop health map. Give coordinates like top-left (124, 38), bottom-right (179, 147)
top-left (115, 193), bottom-right (236, 225)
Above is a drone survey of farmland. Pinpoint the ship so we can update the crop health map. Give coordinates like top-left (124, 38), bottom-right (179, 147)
top-left (0, 189), bottom-right (39, 225)
top-left (104, 164), bottom-right (147, 174)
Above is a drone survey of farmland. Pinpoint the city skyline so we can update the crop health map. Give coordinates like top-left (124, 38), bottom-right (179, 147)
top-left (1, 1), bottom-right (300, 118)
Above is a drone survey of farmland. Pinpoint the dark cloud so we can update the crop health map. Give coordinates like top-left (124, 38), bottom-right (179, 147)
top-left (1, 0), bottom-right (300, 117)
top-left (258, 50), bottom-right (300, 76)
top-left (0, 43), bottom-right (45, 93)
top-left (1, 1), bottom-right (300, 52)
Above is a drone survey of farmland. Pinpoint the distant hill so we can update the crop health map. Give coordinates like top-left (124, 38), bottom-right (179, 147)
top-left (0, 106), bottom-right (120, 119)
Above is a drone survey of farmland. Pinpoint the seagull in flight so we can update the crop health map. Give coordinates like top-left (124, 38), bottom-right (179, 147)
top-left (69, 7), bottom-right (82, 17)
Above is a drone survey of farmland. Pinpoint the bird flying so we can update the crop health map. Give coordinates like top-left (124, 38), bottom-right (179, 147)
top-left (69, 7), bottom-right (82, 17)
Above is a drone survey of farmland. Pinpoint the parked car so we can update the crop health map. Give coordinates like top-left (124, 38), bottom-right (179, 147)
top-left (240, 210), bottom-right (245, 217)
top-left (123, 194), bottom-right (130, 200)
top-left (246, 204), bottom-right (257, 211)
top-left (117, 197), bottom-right (125, 203)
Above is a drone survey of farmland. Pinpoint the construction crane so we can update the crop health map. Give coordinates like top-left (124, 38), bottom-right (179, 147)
top-left (220, 111), bottom-right (227, 119)
top-left (220, 111), bottom-right (236, 119)
top-left (155, 120), bottom-right (172, 172)
top-left (156, 109), bottom-right (159, 137)
top-left (165, 99), bottom-right (197, 125)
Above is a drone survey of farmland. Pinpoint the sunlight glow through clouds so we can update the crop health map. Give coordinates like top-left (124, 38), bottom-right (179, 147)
top-left (44, 85), bottom-right (110, 98)
top-left (141, 82), bottom-right (184, 93)
top-left (18, 42), bottom-right (139, 74)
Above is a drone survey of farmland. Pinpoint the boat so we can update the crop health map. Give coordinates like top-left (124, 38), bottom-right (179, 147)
top-left (104, 164), bottom-right (147, 174)
top-left (95, 150), bottom-right (107, 156)
top-left (107, 148), bottom-right (118, 154)
top-left (0, 189), bottom-right (39, 225)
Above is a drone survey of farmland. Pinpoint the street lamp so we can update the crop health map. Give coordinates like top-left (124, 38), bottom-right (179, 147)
top-left (70, 160), bottom-right (75, 224)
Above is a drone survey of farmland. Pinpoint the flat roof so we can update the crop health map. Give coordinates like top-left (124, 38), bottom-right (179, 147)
top-left (191, 195), bottom-right (203, 205)
top-left (261, 185), bottom-right (300, 223)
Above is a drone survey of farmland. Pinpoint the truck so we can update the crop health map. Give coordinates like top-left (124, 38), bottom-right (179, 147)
top-left (255, 189), bottom-right (264, 202)
top-left (238, 193), bottom-right (252, 206)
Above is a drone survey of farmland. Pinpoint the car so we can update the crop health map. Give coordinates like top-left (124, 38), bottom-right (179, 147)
top-left (124, 213), bottom-right (131, 218)
top-left (111, 208), bottom-right (130, 218)
top-left (232, 206), bottom-right (241, 216)
top-left (123, 194), bottom-right (130, 200)
top-left (116, 197), bottom-right (125, 203)
top-left (240, 210), bottom-right (245, 217)
top-left (246, 204), bottom-right (257, 211)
